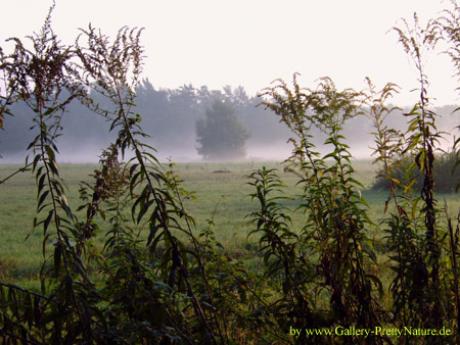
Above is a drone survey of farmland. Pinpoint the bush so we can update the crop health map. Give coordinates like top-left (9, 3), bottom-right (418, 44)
top-left (196, 100), bottom-right (249, 161)
top-left (372, 152), bottom-right (460, 193)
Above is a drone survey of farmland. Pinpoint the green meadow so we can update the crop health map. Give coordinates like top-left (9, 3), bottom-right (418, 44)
top-left (1, 160), bottom-right (460, 290)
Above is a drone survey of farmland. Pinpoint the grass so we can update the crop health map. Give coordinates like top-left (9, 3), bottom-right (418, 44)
top-left (1, 160), bottom-right (460, 288)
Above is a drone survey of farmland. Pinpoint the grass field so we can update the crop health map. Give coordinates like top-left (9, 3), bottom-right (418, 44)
top-left (1, 160), bottom-right (460, 289)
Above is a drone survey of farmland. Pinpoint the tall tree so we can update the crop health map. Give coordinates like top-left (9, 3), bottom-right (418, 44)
top-left (196, 99), bottom-right (249, 160)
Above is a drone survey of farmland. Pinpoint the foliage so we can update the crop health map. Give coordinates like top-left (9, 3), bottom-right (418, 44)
top-left (196, 99), bottom-right (249, 161)
top-left (258, 75), bottom-right (386, 344)
top-left (0, 7), bottom-right (260, 344)
top-left (372, 152), bottom-right (460, 193)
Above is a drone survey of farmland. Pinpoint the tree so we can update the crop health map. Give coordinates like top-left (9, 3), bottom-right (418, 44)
top-left (196, 99), bottom-right (249, 160)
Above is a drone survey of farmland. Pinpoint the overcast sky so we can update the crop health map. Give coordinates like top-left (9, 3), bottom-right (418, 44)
top-left (1, 0), bottom-right (458, 106)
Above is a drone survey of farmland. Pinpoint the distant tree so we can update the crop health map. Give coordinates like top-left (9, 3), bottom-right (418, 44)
top-left (196, 99), bottom-right (249, 160)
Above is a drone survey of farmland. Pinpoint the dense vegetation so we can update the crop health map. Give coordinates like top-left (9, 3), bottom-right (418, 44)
top-left (372, 152), bottom-right (460, 192)
top-left (4, 2), bottom-right (460, 345)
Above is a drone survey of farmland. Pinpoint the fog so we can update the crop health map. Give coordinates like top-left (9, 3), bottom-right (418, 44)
top-left (2, 1), bottom-right (460, 164)
top-left (1, 87), bottom-right (458, 164)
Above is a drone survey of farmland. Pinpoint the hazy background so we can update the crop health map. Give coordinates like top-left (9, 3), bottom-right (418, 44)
top-left (1, 0), bottom-right (459, 162)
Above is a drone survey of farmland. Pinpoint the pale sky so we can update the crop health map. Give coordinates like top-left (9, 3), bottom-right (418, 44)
top-left (1, 0), bottom-right (458, 106)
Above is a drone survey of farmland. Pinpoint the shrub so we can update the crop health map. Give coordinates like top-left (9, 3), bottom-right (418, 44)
top-left (372, 152), bottom-right (460, 193)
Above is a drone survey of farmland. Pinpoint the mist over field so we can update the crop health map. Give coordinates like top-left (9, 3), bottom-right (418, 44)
top-left (1, 0), bottom-right (459, 165)
top-left (1, 83), bottom-right (458, 164)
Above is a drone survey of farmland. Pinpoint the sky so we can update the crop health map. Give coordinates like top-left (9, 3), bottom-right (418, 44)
top-left (1, 0), bottom-right (459, 106)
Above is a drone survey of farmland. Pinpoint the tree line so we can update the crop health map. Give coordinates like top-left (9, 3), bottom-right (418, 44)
top-left (2, 79), bottom-right (458, 162)
top-left (0, 79), bottom-right (291, 160)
